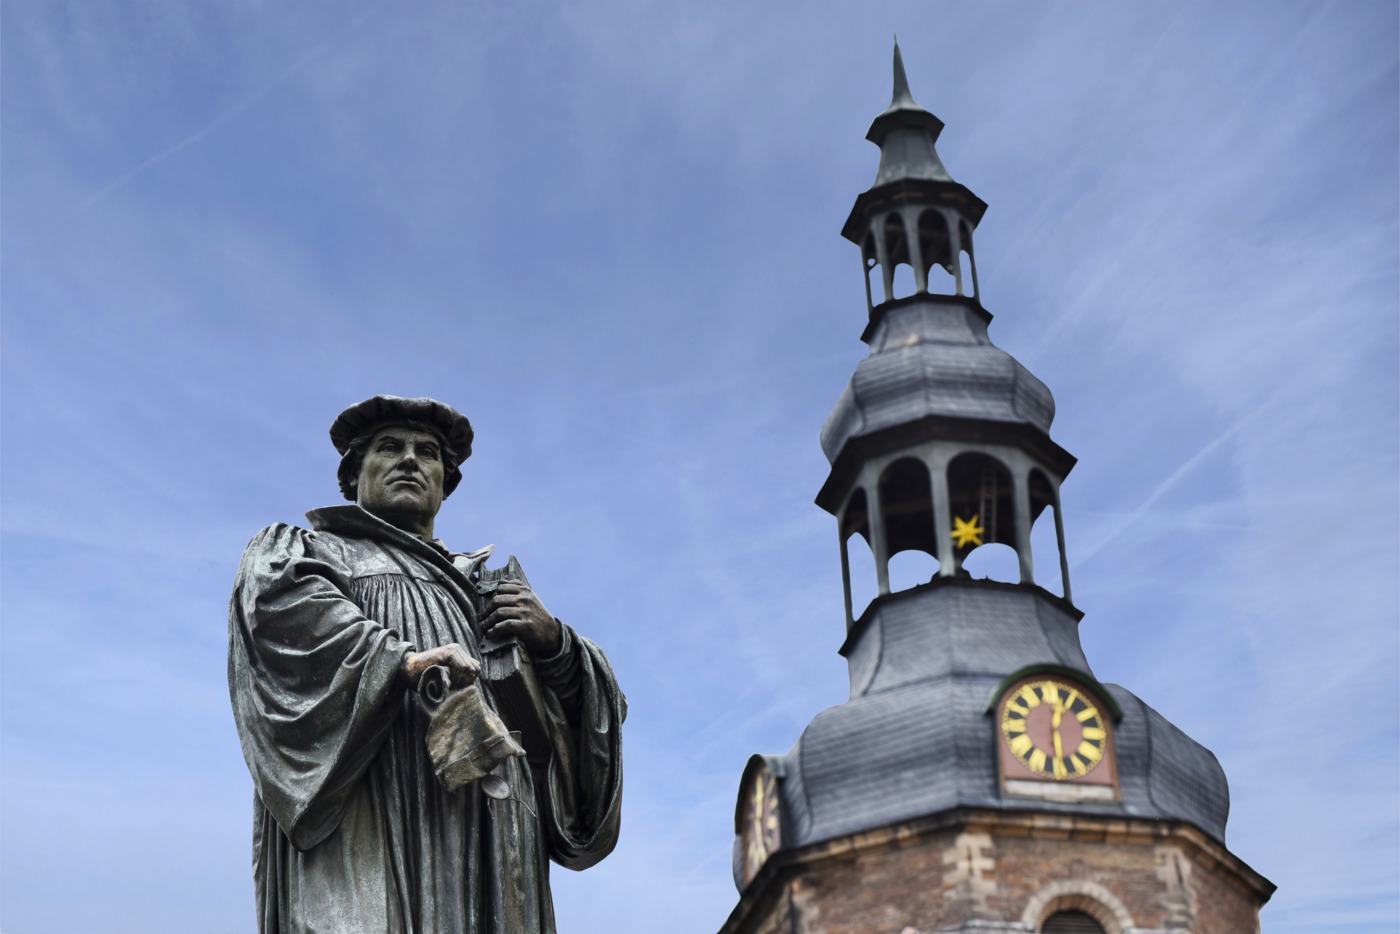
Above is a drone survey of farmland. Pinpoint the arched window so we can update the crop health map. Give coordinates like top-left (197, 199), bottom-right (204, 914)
top-left (878, 458), bottom-right (937, 592)
top-left (1021, 881), bottom-right (1132, 934)
top-left (884, 212), bottom-right (914, 299)
top-left (958, 219), bottom-right (979, 299)
top-left (841, 488), bottom-right (877, 623)
top-left (1041, 911), bottom-right (1105, 934)
top-left (946, 452), bottom-right (1017, 582)
top-left (961, 542), bottom-right (1019, 582)
top-left (1029, 470), bottom-right (1066, 597)
top-left (862, 231), bottom-right (880, 311)
top-left (918, 209), bottom-right (955, 294)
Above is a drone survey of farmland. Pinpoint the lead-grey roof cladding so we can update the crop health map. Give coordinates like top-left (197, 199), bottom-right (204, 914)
top-left (841, 585), bottom-right (1091, 698)
top-left (864, 39), bottom-right (951, 186)
top-left (774, 586), bottom-right (1230, 849)
top-left (775, 676), bottom-right (1230, 849)
top-left (819, 300), bottom-right (1057, 464)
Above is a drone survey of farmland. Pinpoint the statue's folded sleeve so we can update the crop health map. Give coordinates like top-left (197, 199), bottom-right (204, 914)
top-left (536, 627), bottom-right (627, 870)
top-left (227, 523), bottom-right (413, 851)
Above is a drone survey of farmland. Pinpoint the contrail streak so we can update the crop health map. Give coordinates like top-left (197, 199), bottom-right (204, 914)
top-left (1070, 383), bottom-right (1292, 571)
top-left (71, 0), bottom-right (390, 215)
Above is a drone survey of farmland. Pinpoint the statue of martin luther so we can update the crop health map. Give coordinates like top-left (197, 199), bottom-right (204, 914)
top-left (227, 395), bottom-right (624, 933)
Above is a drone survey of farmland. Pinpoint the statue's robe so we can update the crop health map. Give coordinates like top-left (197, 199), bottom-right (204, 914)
top-left (228, 504), bottom-right (624, 934)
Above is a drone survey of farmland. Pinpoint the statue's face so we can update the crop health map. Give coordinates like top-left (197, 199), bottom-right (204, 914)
top-left (356, 426), bottom-right (446, 533)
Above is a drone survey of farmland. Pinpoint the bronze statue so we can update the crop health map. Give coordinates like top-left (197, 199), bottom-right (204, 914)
top-left (228, 395), bottom-right (625, 933)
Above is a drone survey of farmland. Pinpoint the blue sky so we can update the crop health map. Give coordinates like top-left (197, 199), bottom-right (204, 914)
top-left (1, 2), bottom-right (1395, 932)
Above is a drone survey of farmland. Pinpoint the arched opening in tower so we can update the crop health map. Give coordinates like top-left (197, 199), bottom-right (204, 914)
top-left (884, 211), bottom-right (916, 299)
top-left (878, 457), bottom-right (938, 592)
top-left (840, 487), bottom-right (878, 623)
top-left (1029, 469), bottom-right (1066, 598)
top-left (1041, 909), bottom-right (1107, 933)
top-left (947, 452), bottom-right (1018, 583)
top-left (961, 542), bottom-right (1019, 582)
top-left (958, 219), bottom-right (979, 300)
top-left (918, 208), bottom-right (956, 295)
top-left (862, 231), bottom-right (880, 312)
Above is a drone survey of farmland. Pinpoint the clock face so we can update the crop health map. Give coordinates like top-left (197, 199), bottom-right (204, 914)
top-left (740, 768), bottom-right (782, 886)
top-left (999, 679), bottom-right (1109, 781)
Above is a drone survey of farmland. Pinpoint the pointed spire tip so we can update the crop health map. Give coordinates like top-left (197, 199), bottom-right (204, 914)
top-left (891, 35), bottom-right (915, 107)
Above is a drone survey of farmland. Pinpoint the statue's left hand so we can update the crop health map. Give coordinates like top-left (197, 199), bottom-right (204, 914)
top-left (482, 581), bottom-right (563, 656)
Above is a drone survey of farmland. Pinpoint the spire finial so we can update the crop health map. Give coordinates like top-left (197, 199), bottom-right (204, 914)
top-left (858, 37), bottom-right (950, 179)
top-left (891, 35), bottom-right (916, 108)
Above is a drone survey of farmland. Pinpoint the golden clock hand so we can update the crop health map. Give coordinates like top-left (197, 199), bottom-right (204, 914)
top-left (1051, 705), bottom-right (1064, 760)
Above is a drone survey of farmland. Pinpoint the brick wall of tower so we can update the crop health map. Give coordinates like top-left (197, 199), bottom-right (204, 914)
top-left (718, 813), bottom-right (1270, 934)
top-left (1178, 843), bottom-right (1267, 934)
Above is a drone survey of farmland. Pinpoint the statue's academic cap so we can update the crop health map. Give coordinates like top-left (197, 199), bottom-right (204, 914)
top-left (330, 395), bottom-right (474, 498)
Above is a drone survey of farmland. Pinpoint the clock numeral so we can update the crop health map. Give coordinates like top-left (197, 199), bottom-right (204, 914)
top-left (1081, 726), bottom-right (1106, 741)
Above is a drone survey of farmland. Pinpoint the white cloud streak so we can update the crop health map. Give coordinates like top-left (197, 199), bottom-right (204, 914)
top-left (70, 0), bottom-right (392, 214)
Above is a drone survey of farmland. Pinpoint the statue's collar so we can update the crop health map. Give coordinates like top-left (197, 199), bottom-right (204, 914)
top-left (305, 504), bottom-right (493, 567)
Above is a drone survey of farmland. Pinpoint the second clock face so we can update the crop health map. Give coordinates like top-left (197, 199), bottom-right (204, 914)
top-left (999, 679), bottom-right (1108, 781)
top-left (740, 768), bottom-right (782, 887)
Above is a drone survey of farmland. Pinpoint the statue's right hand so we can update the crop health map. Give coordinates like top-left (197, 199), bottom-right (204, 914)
top-left (402, 643), bottom-right (480, 689)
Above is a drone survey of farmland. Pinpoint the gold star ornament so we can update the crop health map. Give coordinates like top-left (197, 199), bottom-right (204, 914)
top-left (951, 514), bottom-right (984, 548)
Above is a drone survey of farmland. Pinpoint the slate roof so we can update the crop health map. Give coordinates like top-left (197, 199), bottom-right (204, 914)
top-left (863, 39), bottom-right (950, 187)
top-left (819, 299), bottom-right (1057, 465)
top-left (771, 583), bottom-right (1231, 850)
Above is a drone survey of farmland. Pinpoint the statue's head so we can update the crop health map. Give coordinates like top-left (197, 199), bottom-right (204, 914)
top-left (330, 396), bottom-right (473, 534)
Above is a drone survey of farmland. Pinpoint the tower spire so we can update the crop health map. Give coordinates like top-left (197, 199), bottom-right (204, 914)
top-left (866, 36), bottom-right (942, 147)
top-left (891, 35), bottom-right (916, 110)
top-left (842, 41), bottom-right (986, 312)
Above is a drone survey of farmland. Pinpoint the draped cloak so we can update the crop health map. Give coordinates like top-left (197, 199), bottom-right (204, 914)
top-left (228, 505), bottom-right (625, 934)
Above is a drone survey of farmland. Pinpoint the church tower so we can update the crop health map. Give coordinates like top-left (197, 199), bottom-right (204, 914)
top-left (719, 43), bottom-right (1274, 934)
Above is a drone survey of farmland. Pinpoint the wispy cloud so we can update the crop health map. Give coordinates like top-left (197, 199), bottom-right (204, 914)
top-left (70, 0), bottom-right (391, 214)
top-left (1071, 383), bottom-right (1289, 569)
